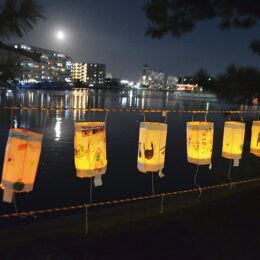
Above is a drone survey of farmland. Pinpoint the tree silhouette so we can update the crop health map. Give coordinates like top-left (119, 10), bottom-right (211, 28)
top-left (144, 0), bottom-right (260, 55)
top-left (0, 0), bottom-right (45, 62)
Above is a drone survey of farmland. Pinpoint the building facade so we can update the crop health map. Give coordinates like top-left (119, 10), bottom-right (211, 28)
top-left (140, 65), bottom-right (178, 90)
top-left (13, 44), bottom-right (72, 83)
top-left (71, 62), bottom-right (106, 87)
top-left (71, 63), bottom-right (87, 83)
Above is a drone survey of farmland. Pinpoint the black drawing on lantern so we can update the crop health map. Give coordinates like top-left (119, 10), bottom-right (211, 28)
top-left (144, 142), bottom-right (154, 159)
top-left (138, 142), bottom-right (142, 158)
top-left (257, 132), bottom-right (260, 147)
top-left (160, 146), bottom-right (165, 155)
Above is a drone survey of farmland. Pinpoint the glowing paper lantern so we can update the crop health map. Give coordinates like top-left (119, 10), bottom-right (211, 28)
top-left (137, 122), bottom-right (167, 176)
top-left (222, 121), bottom-right (245, 166)
top-left (1, 128), bottom-right (43, 203)
top-left (74, 122), bottom-right (107, 186)
top-left (250, 121), bottom-right (260, 157)
top-left (186, 122), bottom-right (214, 165)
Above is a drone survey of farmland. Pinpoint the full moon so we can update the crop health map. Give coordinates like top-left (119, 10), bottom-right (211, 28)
top-left (57, 31), bottom-right (64, 40)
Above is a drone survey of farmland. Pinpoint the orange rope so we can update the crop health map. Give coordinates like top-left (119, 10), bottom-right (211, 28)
top-left (0, 177), bottom-right (259, 219)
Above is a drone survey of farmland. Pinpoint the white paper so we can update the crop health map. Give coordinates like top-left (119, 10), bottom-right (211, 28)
top-left (158, 169), bottom-right (165, 178)
top-left (94, 175), bottom-right (103, 187)
top-left (3, 188), bottom-right (13, 203)
top-left (233, 159), bottom-right (239, 167)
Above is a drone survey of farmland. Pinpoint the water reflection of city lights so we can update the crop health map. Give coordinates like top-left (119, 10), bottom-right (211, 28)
top-left (54, 117), bottom-right (62, 141)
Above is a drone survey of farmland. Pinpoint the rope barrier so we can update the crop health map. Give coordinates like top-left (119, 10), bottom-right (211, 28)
top-left (0, 177), bottom-right (259, 219)
top-left (0, 106), bottom-right (259, 114)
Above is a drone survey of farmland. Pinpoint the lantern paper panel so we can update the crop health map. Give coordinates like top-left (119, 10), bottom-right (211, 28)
top-left (222, 121), bottom-right (245, 166)
top-left (250, 121), bottom-right (260, 157)
top-left (1, 128), bottom-right (43, 203)
top-left (137, 122), bottom-right (167, 174)
top-left (74, 122), bottom-right (107, 185)
top-left (186, 122), bottom-right (214, 165)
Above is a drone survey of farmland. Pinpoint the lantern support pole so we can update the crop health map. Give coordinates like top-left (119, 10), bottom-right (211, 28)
top-left (228, 160), bottom-right (235, 189)
top-left (160, 194), bottom-right (165, 214)
top-left (194, 165), bottom-right (202, 198)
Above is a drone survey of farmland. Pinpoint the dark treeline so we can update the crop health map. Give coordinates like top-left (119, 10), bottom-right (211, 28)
top-left (192, 66), bottom-right (260, 104)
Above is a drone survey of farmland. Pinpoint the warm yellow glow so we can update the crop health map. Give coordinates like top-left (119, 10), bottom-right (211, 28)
top-left (74, 122), bottom-right (107, 178)
top-left (222, 121), bottom-right (245, 160)
top-left (186, 122), bottom-right (214, 165)
top-left (1, 128), bottom-right (43, 203)
top-left (250, 120), bottom-right (260, 157)
top-left (137, 122), bottom-right (167, 173)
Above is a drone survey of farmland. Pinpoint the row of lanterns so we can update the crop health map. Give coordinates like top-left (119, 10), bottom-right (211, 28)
top-left (1, 120), bottom-right (260, 203)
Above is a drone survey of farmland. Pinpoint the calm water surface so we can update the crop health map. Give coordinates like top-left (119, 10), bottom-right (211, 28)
top-left (0, 89), bottom-right (259, 214)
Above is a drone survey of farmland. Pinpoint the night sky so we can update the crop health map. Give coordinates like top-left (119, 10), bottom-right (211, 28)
top-left (7, 0), bottom-right (260, 81)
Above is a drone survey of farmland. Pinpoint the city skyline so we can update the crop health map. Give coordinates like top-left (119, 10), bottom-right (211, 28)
top-left (7, 0), bottom-right (260, 81)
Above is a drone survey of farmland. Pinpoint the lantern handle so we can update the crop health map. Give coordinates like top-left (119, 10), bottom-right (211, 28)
top-left (204, 112), bottom-right (208, 122)
top-left (191, 112), bottom-right (194, 122)
top-left (228, 113), bottom-right (231, 121)
top-left (240, 113), bottom-right (244, 122)
top-left (143, 112), bottom-right (146, 122)
top-left (104, 112), bottom-right (109, 123)
top-left (162, 111), bottom-right (168, 123)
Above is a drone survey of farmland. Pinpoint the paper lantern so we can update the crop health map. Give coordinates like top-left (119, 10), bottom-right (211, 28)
top-left (137, 122), bottom-right (167, 175)
top-left (74, 122), bottom-right (107, 186)
top-left (222, 121), bottom-right (245, 166)
top-left (186, 122), bottom-right (214, 165)
top-left (250, 120), bottom-right (260, 157)
top-left (1, 128), bottom-right (43, 203)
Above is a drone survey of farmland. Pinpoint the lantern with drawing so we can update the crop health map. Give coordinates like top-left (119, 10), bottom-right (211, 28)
top-left (186, 122), bottom-right (214, 166)
top-left (74, 122), bottom-right (107, 186)
top-left (1, 128), bottom-right (43, 203)
top-left (250, 120), bottom-right (260, 157)
top-left (222, 121), bottom-right (245, 166)
top-left (137, 122), bottom-right (167, 176)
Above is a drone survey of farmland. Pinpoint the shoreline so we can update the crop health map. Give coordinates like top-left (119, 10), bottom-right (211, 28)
top-left (0, 180), bottom-right (259, 258)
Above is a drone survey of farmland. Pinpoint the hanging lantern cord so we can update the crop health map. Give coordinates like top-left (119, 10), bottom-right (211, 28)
top-left (143, 112), bottom-right (146, 122)
top-left (89, 177), bottom-right (93, 205)
top-left (228, 114), bottom-right (231, 121)
top-left (194, 165), bottom-right (202, 198)
top-left (41, 109), bottom-right (49, 135)
top-left (191, 112), bottom-right (194, 122)
top-left (151, 172), bottom-right (155, 195)
top-left (84, 204), bottom-right (89, 235)
top-left (228, 160), bottom-right (235, 189)
top-left (12, 193), bottom-right (18, 214)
